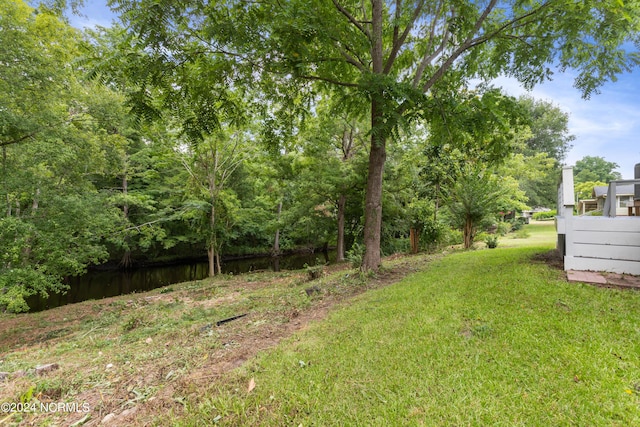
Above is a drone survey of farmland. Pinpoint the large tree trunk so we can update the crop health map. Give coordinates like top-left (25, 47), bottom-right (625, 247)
top-left (362, 101), bottom-right (386, 271)
top-left (410, 228), bottom-right (419, 254)
top-left (336, 193), bottom-right (346, 262)
top-left (362, 0), bottom-right (386, 271)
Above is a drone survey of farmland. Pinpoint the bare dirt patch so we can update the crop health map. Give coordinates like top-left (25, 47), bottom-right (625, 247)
top-left (0, 255), bottom-right (432, 427)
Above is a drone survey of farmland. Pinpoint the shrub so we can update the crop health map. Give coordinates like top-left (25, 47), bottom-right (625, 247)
top-left (532, 210), bottom-right (557, 221)
top-left (444, 229), bottom-right (464, 246)
top-left (509, 217), bottom-right (527, 231)
top-left (420, 219), bottom-right (448, 251)
top-left (496, 222), bottom-right (512, 236)
top-left (346, 242), bottom-right (365, 269)
top-left (304, 264), bottom-right (324, 281)
top-left (484, 235), bottom-right (499, 249)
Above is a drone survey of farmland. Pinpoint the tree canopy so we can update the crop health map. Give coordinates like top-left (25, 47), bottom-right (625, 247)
top-left (574, 155), bottom-right (623, 184)
top-left (107, 0), bottom-right (640, 270)
top-left (1, 0), bottom-right (639, 311)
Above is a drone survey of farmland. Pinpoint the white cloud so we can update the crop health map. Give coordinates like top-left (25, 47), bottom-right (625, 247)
top-left (491, 72), bottom-right (640, 179)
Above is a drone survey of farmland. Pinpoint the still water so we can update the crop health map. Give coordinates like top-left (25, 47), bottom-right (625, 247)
top-left (28, 251), bottom-right (334, 312)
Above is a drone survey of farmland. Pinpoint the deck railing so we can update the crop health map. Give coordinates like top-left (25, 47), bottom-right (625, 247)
top-left (557, 167), bottom-right (640, 275)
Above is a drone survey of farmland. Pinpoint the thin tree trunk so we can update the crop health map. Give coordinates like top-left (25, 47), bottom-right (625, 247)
top-left (208, 198), bottom-right (216, 277)
top-left (208, 246), bottom-right (215, 277)
top-left (216, 254), bottom-right (222, 275)
top-left (272, 200), bottom-right (282, 256)
top-left (336, 193), bottom-right (346, 262)
top-left (3, 146), bottom-right (9, 217)
top-left (464, 216), bottom-right (474, 249)
top-left (434, 182), bottom-right (440, 221)
top-left (31, 188), bottom-right (40, 214)
top-left (120, 162), bottom-right (132, 268)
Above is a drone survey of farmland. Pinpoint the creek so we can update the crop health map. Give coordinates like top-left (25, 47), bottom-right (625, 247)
top-left (27, 250), bottom-right (334, 312)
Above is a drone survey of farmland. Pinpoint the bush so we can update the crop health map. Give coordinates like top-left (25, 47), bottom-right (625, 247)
top-left (346, 242), bottom-right (365, 269)
top-left (444, 229), bottom-right (464, 246)
top-left (496, 222), bottom-right (512, 236)
top-left (0, 268), bottom-right (66, 313)
top-left (509, 217), bottom-right (527, 231)
top-left (382, 238), bottom-right (410, 256)
top-left (532, 210), bottom-right (557, 221)
top-left (304, 263), bottom-right (324, 281)
top-left (484, 235), bottom-right (499, 249)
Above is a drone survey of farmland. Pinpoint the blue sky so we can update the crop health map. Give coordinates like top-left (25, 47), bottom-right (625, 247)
top-left (68, 2), bottom-right (640, 179)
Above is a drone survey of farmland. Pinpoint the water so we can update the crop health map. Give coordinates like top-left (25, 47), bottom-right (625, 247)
top-left (27, 251), bottom-right (334, 312)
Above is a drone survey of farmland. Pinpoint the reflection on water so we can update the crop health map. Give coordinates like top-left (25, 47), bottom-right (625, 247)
top-left (28, 251), bottom-right (333, 312)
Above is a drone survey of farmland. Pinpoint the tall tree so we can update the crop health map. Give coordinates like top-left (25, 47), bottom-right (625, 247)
top-left (109, 0), bottom-right (640, 270)
top-left (574, 155), bottom-right (623, 183)
top-left (0, 0), bottom-right (127, 311)
top-left (179, 128), bottom-right (245, 277)
top-left (514, 96), bottom-right (575, 207)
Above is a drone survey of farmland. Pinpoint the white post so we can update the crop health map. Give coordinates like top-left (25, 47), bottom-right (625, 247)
top-left (607, 181), bottom-right (617, 218)
top-left (560, 167), bottom-right (575, 270)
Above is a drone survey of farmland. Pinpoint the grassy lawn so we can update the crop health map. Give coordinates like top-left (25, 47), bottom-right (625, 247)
top-left (181, 222), bottom-right (640, 426)
top-left (1, 222), bottom-right (638, 426)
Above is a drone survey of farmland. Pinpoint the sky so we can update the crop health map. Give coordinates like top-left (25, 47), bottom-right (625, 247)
top-left (67, 1), bottom-right (640, 179)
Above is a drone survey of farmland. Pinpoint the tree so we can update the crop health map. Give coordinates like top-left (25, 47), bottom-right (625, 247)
top-left (574, 156), bottom-right (622, 184)
top-left (0, 1), bottom-right (130, 311)
top-left (575, 180), bottom-right (606, 202)
top-left (518, 95), bottom-right (574, 163)
top-left (513, 96), bottom-right (575, 207)
top-left (0, 0), bottom-right (80, 151)
top-left (448, 164), bottom-right (528, 248)
top-left (169, 125), bottom-right (246, 277)
top-left (108, 0), bottom-right (640, 271)
top-left (292, 102), bottom-right (368, 261)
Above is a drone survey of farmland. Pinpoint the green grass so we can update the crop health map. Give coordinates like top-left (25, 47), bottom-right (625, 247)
top-left (2, 222), bottom-right (638, 426)
top-left (181, 224), bottom-right (640, 426)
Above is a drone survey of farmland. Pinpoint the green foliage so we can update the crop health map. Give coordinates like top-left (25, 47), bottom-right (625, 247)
top-left (105, 0), bottom-right (640, 271)
top-left (532, 210), bottom-right (557, 221)
top-left (574, 156), bottom-right (622, 184)
top-left (420, 218), bottom-right (449, 252)
top-left (496, 222), bottom-right (512, 236)
top-left (447, 164), bottom-right (528, 248)
top-left (509, 217), bottom-right (527, 232)
top-left (0, 267), bottom-right (64, 313)
top-left (518, 95), bottom-right (574, 163)
top-left (346, 242), bottom-right (364, 269)
top-left (484, 234), bottom-right (499, 249)
top-left (304, 263), bottom-right (325, 281)
top-left (575, 181), bottom-right (606, 201)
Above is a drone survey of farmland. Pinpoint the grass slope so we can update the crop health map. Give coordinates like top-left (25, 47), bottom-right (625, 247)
top-left (184, 226), bottom-right (640, 426)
